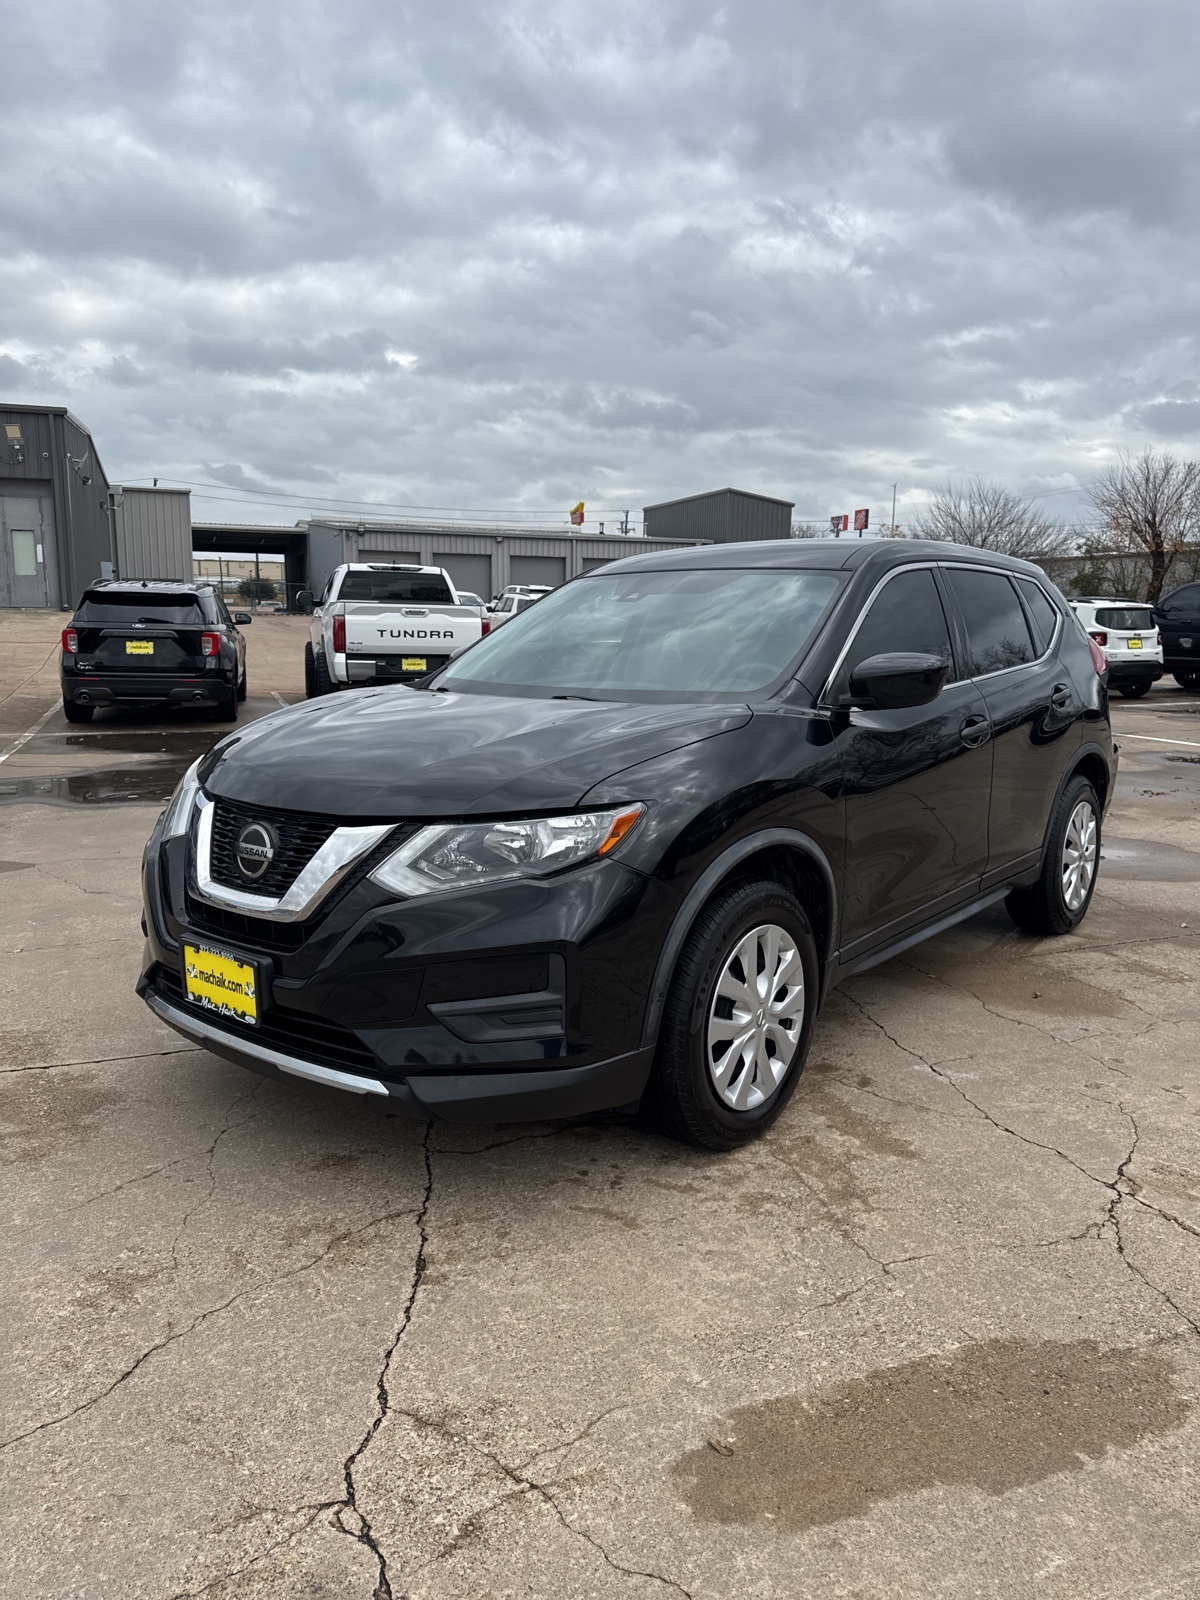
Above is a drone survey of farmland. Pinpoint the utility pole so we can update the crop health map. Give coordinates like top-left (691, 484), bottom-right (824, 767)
top-left (254, 549), bottom-right (261, 609)
top-left (891, 483), bottom-right (898, 538)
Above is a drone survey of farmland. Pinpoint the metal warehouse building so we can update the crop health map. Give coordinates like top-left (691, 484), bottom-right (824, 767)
top-left (0, 405), bottom-right (114, 608)
top-left (643, 487), bottom-right (794, 543)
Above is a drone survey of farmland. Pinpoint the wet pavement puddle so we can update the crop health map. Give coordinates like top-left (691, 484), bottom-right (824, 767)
top-left (673, 1338), bottom-right (1187, 1531)
top-left (0, 763), bottom-right (188, 806)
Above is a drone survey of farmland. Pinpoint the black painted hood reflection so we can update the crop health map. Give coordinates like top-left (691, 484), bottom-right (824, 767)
top-left (200, 688), bottom-right (753, 818)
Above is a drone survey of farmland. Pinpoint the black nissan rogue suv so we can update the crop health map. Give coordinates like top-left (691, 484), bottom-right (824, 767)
top-left (139, 539), bottom-right (1115, 1149)
top-left (62, 580), bottom-right (250, 724)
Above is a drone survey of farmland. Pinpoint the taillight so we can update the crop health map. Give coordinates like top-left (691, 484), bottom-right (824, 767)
top-left (481, 618), bottom-right (491, 636)
top-left (332, 613), bottom-right (346, 653)
top-left (201, 631), bottom-right (220, 657)
top-left (1087, 635), bottom-right (1108, 675)
top-left (61, 628), bottom-right (78, 653)
top-left (1089, 630), bottom-right (1108, 647)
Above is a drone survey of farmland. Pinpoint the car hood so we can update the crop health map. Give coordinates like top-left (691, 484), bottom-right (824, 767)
top-left (200, 688), bottom-right (752, 818)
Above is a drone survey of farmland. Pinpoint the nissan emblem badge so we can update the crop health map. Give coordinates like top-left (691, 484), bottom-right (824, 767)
top-left (235, 821), bottom-right (276, 882)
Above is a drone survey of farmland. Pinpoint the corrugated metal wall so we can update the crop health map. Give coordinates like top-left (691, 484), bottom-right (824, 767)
top-left (114, 487), bottom-right (193, 581)
top-left (304, 522), bottom-right (710, 601)
top-left (0, 407), bottom-right (115, 607)
top-left (643, 488), bottom-right (793, 543)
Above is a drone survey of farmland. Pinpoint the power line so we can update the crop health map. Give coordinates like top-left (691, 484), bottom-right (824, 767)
top-left (120, 475), bottom-right (647, 522)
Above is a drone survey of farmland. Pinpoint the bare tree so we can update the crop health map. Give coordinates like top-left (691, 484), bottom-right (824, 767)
top-left (1086, 448), bottom-right (1200, 603)
top-left (790, 520), bottom-right (826, 539)
top-left (912, 477), bottom-right (1070, 559)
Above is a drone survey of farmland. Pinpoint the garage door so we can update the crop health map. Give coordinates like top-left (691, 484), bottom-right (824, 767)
top-left (510, 556), bottom-right (566, 589)
top-left (434, 553), bottom-right (493, 600)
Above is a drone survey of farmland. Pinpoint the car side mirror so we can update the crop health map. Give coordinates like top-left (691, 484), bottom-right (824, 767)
top-left (296, 591), bottom-right (314, 614)
top-left (233, 612), bottom-right (252, 625)
top-left (844, 652), bottom-right (949, 710)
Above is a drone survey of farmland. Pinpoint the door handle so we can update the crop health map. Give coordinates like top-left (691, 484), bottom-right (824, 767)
top-left (1050, 682), bottom-right (1072, 709)
top-left (960, 714), bottom-right (991, 748)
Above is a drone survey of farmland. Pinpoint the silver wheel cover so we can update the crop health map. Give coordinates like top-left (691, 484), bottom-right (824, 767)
top-left (707, 923), bottom-right (806, 1112)
top-left (1061, 799), bottom-right (1098, 912)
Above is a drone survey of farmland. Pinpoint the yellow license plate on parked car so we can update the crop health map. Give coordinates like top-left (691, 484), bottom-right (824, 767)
top-left (183, 943), bottom-right (258, 1026)
top-left (401, 657), bottom-right (427, 671)
top-left (125, 639), bottom-right (154, 655)
top-left (1127, 638), bottom-right (1142, 648)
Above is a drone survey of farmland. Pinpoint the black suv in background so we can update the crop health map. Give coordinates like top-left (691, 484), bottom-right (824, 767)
top-left (1155, 580), bottom-right (1200, 691)
top-left (61, 581), bottom-right (251, 724)
top-left (139, 540), bottom-right (1114, 1150)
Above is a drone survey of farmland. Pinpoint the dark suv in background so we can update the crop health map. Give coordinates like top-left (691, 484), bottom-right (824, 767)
top-left (61, 581), bottom-right (250, 724)
top-left (139, 539), bottom-right (1114, 1150)
top-left (1155, 580), bottom-right (1200, 691)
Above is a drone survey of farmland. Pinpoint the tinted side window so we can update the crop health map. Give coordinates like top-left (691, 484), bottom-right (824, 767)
top-left (840, 569), bottom-right (953, 685)
top-left (944, 570), bottom-right (1035, 676)
top-left (1016, 579), bottom-right (1060, 655)
top-left (1160, 585), bottom-right (1200, 620)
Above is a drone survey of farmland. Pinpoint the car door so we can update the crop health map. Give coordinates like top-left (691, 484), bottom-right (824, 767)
top-left (940, 566), bottom-right (1081, 879)
top-left (1156, 583), bottom-right (1200, 679)
top-left (829, 565), bottom-right (993, 951)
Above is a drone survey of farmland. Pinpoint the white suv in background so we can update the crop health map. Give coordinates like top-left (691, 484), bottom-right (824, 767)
top-left (1069, 598), bottom-right (1164, 698)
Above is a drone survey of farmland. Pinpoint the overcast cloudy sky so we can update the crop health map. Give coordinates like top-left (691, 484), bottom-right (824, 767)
top-left (3, 0), bottom-right (1199, 532)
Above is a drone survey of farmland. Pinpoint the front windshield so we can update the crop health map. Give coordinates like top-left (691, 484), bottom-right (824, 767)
top-left (440, 568), bottom-right (842, 698)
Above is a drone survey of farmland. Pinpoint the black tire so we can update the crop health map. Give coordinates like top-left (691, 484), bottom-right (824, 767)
top-left (643, 879), bottom-right (820, 1151)
top-left (304, 642), bottom-right (316, 699)
top-left (213, 685), bottom-right (239, 722)
top-left (62, 698), bottom-right (93, 724)
top-left (237, 667), bottom-right (247, 702)
top-left (312, 644), bottom-right (335, 696)
top-left (1174, 672), bottom-right (1200, 693)
top-left (1005, 773), bottom-right (1100, 936)
top-left (1117, 682), bottom-right (1151, 698)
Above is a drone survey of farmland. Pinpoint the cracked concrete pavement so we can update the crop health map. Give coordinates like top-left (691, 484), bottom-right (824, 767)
top-left (2, 610), bottom-right (1200, 1598)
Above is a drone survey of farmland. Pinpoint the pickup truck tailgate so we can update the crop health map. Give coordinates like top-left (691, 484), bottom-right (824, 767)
top-left (343, 605), bottom-right (482, 655)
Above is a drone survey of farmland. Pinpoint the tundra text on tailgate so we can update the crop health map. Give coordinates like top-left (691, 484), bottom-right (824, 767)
top-left (301, 564), bottom-right (488, 696)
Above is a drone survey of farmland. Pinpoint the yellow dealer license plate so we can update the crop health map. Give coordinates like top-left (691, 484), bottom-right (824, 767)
top-left (183, 943), bottom-right (259, 1027)
top-left (126, 639), bottom-right (154, 655)
top-left (1127, 638), bottom-right (1142, 648)
top-left (401, 657), bottom-right (427, 671)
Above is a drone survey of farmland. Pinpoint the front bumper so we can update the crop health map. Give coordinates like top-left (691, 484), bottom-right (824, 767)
top-left (138, 811), bottom-right (675, 1121)
top-left (141, 984), bottom-right (652, 1120)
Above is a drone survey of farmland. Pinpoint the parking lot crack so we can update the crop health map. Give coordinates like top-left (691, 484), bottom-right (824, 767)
top-left (0, 1045), bottom-right (201, 1075)
top-left (163, 1502), bottom-right (339, 1598)
top-left (334, 1123), bottom-right (434, 1600)
top-left (398, 1407), bottom-right (694, 1597)
top-left (1104, 1112), bottom-right (1200, 1338)
top-left (0, 1201), bottom-right (423, 1452)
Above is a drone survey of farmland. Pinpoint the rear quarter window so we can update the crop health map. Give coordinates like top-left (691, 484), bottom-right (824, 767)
top-left (1016, 579), bottom-right (1061, 655)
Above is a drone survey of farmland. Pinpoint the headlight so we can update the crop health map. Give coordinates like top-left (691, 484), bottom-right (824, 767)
top-left (370, 804), bottom-right (644, 898)
top-left (162, 758), bottom-right (202, 839)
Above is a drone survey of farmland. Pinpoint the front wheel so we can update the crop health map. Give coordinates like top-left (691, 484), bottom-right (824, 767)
top-left (304, 642), bottom-right (316, 698)
top-left (644, 880), bottom-right (819, 1150)
top-left (1117, 681), bottom-right (1151, 698)
top-left (1174, 672), bottom-right (1200, 693)
top-left (1006, 774), bottom-right (1100, 936)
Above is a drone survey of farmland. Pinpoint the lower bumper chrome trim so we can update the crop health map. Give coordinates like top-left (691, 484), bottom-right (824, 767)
top-left (144, 989), bottom-right (389, 1096)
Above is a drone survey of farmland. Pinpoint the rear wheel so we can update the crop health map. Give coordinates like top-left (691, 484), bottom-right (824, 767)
top-left (213, 684), bottom-right (239, 722)
top-left (62, 698), bottom-right (93, 724)
top-left (304, 642), bottom-right (316, 698)
top-left (1006, 774), bottom-right (1100, 936)
top-left (644, 880), bottom-right (819, 1150)
top-left (1174, 672), bottom-right (1200, 692)
top-left (312, 645), bottom-right (335, 696)
top-left (1117, 681), bottom-right (1151, 698)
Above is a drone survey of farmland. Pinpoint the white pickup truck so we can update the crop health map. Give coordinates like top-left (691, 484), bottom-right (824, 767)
top-left (301, 564), bottom-right (488, 696)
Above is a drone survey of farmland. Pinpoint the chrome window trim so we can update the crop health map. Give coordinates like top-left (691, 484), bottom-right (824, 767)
top-left (819, 560), bottom-right (1063, 705)
top-left (190, 793), bottom-right (393, 922)
top-left (941, 564), bottom-right (1062, 681)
